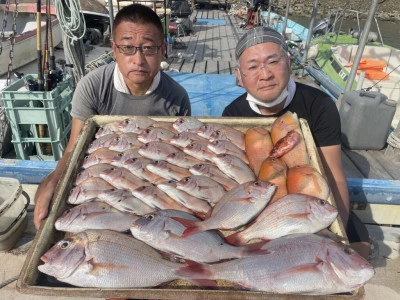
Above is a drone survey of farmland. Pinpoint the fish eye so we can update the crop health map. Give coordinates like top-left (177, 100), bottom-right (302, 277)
top-left (178, 118), bottom-right (184, 124)
top-left (84, 155), bottom-right (89, 160)
top-left (124, 119), bottom-right (130, 124)
top-left (146, 128), bottom-right (151, 133)
top-left (145, 214), bottom-right (155, 221)
top-left (110, 167), bottom-right (115, 171)
top-left (59, 240), bottom-right (71, 249)
top-left (343, 246), bottom-right (353, 255)
top-left (115, 137), bottom-right (121, 141)
top-left (118, 153), bottom-right (124, 157)
top-left (254, 181), bottom-right (261, 186)
top-left (319, 199), bottom-right (326, 205)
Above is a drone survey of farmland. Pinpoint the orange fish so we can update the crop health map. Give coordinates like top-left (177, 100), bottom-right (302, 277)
top-left (244, 127), bottom-right (273, 176)
top-left (270, 112), bottom-right (309, 168)
top-left (258, 157), bottom-right (288, 203)
top-left (286, 165), bottom-right (330, 200)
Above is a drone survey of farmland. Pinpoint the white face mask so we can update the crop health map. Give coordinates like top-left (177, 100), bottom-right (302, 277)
top-left (246, 87), bottom-right (289, 108)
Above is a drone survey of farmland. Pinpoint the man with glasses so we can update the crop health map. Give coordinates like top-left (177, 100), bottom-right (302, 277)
top-left (223, 27), bottom-right (369, 258)
top-left (33, 4), bottom-right (190, 229)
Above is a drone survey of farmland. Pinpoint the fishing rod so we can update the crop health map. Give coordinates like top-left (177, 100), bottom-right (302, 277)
top-left (47, 0), bottom-right (56, 76)
top-left (43, 0), bottom-right (51, 91)
top-left (36, 0), bottom-right (44, 91)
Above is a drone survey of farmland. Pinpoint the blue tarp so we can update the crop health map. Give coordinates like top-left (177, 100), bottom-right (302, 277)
top-left (167, 72), bottom-right (245, 116)
top-left (195, 19), bottom-right (227, 25)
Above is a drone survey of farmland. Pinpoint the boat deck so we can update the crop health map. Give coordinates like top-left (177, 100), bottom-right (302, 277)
top-left (165, 8), bottom-right (400, 182)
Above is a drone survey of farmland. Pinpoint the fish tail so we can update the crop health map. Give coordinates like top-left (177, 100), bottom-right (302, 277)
top-left (225, 231), bottom-right (247, 246)
top-left (177, 260), bottom-right (215, 288)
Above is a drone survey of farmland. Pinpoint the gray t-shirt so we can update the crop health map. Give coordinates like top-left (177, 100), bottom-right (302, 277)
top-left (71, 62), bottom-right (191, 120)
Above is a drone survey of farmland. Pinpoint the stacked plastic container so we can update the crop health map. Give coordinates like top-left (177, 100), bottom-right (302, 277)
top-left (0, 177), bottom-right (30, 251)
top-left (1, 75), bottom-right (73, 160)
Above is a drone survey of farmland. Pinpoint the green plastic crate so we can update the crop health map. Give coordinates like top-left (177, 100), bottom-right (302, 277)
top-left (1, 75), bottom-right (74, 161)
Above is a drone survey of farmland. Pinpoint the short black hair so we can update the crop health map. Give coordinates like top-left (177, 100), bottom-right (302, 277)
top-left (113, 4), bottom-right (164, 40)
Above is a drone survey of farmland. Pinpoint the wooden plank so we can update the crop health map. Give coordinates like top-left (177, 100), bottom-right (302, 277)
top-left (342, 148), bottom-right (395, 179)
top-left (193, 60), bottom-right (206, 74)
top-left (167, 57), bottom-right (184, 72)
top-left (206, 60), bottom-right (219, 74)
top-left (203, 25), bottom-right (214, 60)
top-left (368, 150), bottom-right (400, 179)
top-left (180, 59), bottom-right (195, 73)
top-left (220, 15), bottom-right (232, 61)
top-left (193, 21), bottom-right (207, 61)
top-left (183, 23), bottom-right (201, 63)
top-left (352, 203), bottom-right (400, 225)
top-left (365, 224), bottom-right (400, 242)
top-left (212, 24), bottom-right (222, 60)
top-left (341, 148), bottom-right (365, 178)
top-left (218, 60), bottom-right (231, 74)
top-left (225, 14), bottom-right (240, 61)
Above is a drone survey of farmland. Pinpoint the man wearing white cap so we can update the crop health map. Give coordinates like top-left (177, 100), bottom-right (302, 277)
top-left (223, 27), bottom-right (369, 256)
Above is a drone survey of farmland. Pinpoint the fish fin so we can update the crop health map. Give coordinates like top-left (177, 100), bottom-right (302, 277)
top-left (194, 211), bottom-right (207, 220)
top-left (204, 209), bottom-right (212, 219)
top-left (243, 240), bottom-right (272, 255)
top-left (316, 229), bottom-right (347, 242)
top-left (276, 261), bottom-right (325, 279)
top-left (170, 217), bottom-right (201, 237)
top-left (225, 231), bottom-right (246, 246)
top-left (231, 197), bottom-right (254, 204)
top-left (286, 213), bottom-right (311, 219)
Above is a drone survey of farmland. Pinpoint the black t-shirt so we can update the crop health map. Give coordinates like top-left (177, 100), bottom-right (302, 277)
top-left (222, 83), bottom-right (341, 147)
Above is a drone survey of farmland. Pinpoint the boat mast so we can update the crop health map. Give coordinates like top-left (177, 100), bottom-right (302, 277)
top-left (282, 0), bottom-right (291, 37)
top-left (344, 0), bottom-right (380, 92)
top-left (300, 0), bottom-right (319, 77)
top-left (108, 0), bottom-right (114, 40)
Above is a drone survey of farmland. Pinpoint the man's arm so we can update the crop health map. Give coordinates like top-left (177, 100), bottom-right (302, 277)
top-left (33, 118), bottom-right (85, 229)
top-left (318, 144), bottom-right (350, 227)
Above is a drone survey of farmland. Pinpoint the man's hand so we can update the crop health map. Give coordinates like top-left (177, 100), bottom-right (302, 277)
top-left (33, 175), bottom-right (56, 229)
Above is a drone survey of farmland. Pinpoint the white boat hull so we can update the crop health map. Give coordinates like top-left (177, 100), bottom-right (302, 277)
top-left (0, 18), bottom-right (62, 77)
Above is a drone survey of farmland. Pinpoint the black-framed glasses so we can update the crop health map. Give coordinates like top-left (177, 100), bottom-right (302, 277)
top-left (114, 44), bottom-right (162, 56)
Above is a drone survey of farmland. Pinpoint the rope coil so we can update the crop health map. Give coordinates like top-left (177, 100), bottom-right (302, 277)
top-left (54, 0), bottom-right (86, 82)
top-left (387, 131), bottom-right (400, 148)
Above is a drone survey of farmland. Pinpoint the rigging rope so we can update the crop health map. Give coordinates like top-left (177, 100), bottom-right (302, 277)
top-left (53, 0), bottom-right (86, 83)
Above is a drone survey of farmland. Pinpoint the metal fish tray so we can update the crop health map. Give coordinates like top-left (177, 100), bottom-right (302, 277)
top-left (17, 115), bottom-right (363, 299)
